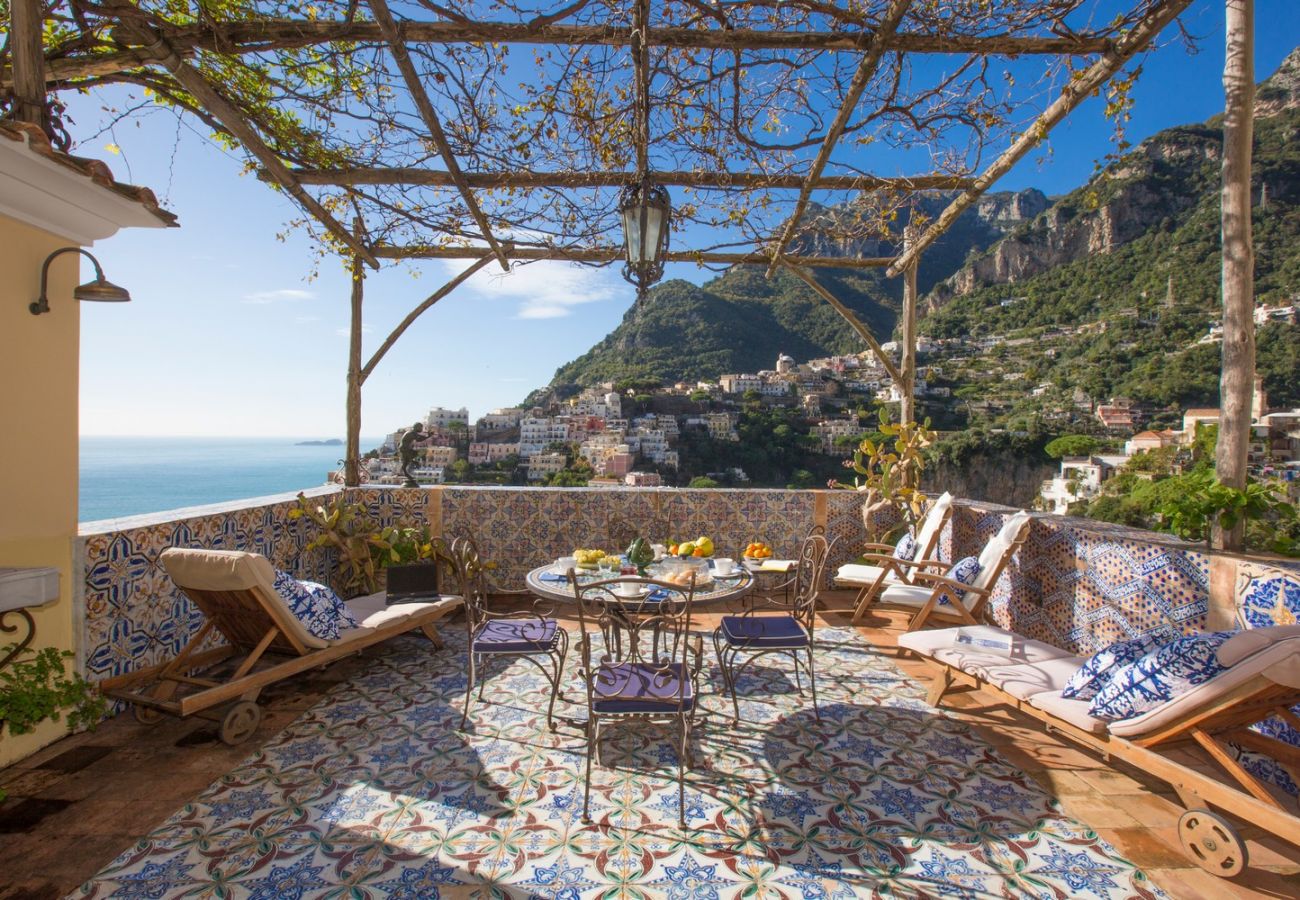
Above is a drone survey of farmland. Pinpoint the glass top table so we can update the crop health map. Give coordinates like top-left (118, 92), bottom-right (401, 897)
top-left (524, 562), bottom-right (755, 606)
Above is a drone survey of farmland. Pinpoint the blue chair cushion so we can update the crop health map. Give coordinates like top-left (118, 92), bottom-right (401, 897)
top-left (273, 569), bottom-right (358, 641)
top-left (719, 615), bottom-right (809, 649)
top-left (950, 556), bottom-right (982, 598)
top-left (472, 617), bottom-right (559, 653)
top-left (591, 662), bottom-right (694, 713)
top-left (894, 533), bottom-right (918, 561)
top-left (1061, 632), bottom-right (1167, 701)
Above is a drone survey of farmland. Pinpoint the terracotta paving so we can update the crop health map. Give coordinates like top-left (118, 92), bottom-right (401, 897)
top-left (1, 593), bottom-right (1298, 899)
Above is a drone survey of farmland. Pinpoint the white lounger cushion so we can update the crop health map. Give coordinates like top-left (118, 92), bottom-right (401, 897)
top-left (835, 563), bottom-right (892, 586)
top-left (881, 583), bottom-right (965, 609)
top-left (1108, 637), bottom-right (1300, 738)
top-left (970, 657), bottom-right (1088, 700)
top-left (1029, 691), bottom-right (1108, 734)
top-left (1218, 624), bottom-right (1300, 667)
top-left (336, 595), bottom-right (461, 644)
top-left (900, 626), bottom-right (1075, 669)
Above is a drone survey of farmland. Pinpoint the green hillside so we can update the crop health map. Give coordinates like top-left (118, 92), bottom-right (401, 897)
top-left (922, 79), bottom-right (1300, 411)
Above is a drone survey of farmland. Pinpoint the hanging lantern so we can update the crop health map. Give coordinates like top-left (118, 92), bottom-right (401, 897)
top-left (618, 178), bottom-right (671, 301)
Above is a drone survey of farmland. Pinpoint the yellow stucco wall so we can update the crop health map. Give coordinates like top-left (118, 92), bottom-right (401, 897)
top-left (0, 215), bottom-right (82, 767)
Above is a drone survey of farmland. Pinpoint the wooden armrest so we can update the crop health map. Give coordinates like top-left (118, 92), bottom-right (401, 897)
top-left (896, 556), bottom-right (948, 571)
top-left (911, 572), bottom-right (990, 595)
top-left (861, 542), bottom-right (897, 552)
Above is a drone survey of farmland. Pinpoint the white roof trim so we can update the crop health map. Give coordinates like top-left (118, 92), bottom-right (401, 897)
top-left (0, 134), bottom-right (172, 244)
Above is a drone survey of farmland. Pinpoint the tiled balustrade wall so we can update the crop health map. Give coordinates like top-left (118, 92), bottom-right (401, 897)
top-left (78, 485), bottom-right (1299, 698)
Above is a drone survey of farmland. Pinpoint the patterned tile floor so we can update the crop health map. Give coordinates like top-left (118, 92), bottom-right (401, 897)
top-left (68, 623), bottom-right (1175, 899)
top-left (3, 604), bottom-right (1298, 898)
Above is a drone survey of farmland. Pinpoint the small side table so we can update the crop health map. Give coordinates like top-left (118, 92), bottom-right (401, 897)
top-left (0, 567), bottom-right (60, 671)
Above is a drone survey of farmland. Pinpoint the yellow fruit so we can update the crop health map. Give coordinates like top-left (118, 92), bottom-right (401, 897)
top-left (678, 542), bottom-right (695, 556)
top-left (697, 537), bottom-right (714, 556)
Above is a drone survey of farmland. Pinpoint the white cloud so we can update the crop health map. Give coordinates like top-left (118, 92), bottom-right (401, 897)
top-left (335, 324), bottom-right (374, 337)
top-left (438, 258), bottom-right (625, 320)
top-left (242, 288), bottom-right (315, 305)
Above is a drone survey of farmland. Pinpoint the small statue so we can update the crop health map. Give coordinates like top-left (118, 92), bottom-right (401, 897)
top-left (399, 422), bottom-right (424, 487)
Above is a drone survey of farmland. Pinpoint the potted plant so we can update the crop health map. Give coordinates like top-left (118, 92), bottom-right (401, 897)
top-left (831, 407), bottom-right (937, 543)
top-left (0, 643), bottom-right (105, 800)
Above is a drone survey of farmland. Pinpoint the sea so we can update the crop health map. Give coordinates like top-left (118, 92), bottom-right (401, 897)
top-left (79, 436), bottom-right (382, 523)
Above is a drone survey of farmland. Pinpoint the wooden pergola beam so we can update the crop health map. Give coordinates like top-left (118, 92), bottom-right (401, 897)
top-left (374, 244), bottom-right (896, 270)
top-left (114, 25), bottom-right (379, 268)
top-left (12, 23), bottom-right (1116, 87)
top-left (367, 0), bottom-right (509, 271)
top-left (360, 253), bottom-right (496, 381)
top-left (887, 0), bottom-right (1193, 277)
top-left (782, 262), bottom-right (902, 383)
top-left (9, 0), bottom-right (46, 127)
top-left (632, 0), bottom-right (651, 178)
top-left (270, 167), bottom-right (975, 192)
top-left (765, 0), bottom-right (913, 276)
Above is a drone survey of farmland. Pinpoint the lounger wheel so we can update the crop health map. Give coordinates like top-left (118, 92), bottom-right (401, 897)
top-left (133, 704), bottom-right (163, 725)
top-left (1178, 808), bottom-right (1247, 877)
top-left (218, 701), bottom-right (262, 745)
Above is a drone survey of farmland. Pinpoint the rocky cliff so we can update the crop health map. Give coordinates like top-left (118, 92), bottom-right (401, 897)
top-left (926, 47), bottom-right (1300, 312)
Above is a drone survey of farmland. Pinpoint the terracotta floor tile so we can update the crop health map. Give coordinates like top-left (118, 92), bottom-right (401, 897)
top-left (1095, 826), bottom-right (1191, 869)
top-left (1109, 791), bottom-right (1184, 828)
top-left (1059, 794), bottom-right (1144, 828)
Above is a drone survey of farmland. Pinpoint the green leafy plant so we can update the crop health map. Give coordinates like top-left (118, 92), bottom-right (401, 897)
top-left (0, 645), bottom-right (105, 740)
top-left (291, 494), bottom-right (456, 594)
top-left (832, 408), bottom-right (937, 541)
top-left (1155, 471), bottom-right (1298, 555)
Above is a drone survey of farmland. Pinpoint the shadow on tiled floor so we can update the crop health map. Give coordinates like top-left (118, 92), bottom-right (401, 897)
top-left (2, 595), bottom-right (1298, 899)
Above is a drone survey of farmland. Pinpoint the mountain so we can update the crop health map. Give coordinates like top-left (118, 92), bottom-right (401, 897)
top-left (921, 47), bottom-right (1300, 410)
top-left (538, 48), bottom-right (1300, 407)
top-left (540, 189), bottom-right (1047, 393)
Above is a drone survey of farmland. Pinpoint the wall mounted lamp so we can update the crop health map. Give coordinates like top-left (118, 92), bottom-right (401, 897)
top-left (30, 247), bottom-right (132, 315)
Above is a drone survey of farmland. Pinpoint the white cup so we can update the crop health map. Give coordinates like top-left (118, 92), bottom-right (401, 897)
top-left (714, 557), bottom-right (736, 576)
top-left (613, 581), bottom-right (642, 597)
top-left (556, 556), bottom-right (576, 571)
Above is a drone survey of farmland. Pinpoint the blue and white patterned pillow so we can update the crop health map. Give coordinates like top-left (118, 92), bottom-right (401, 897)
top-left (893, 533), bottom-right (918, 562)
top-left (1088, 631), bottom-right (1236, 722)
top-left (1061, 633), bottom-right (1168, 701)
top-left (272, 570), bottom-right (359, 641)
top-left (949, 556), bottom-right (982, 598)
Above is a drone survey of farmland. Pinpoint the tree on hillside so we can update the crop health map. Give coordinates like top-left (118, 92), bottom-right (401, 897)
top-left (1045, 434), bottom-right (1102, 459)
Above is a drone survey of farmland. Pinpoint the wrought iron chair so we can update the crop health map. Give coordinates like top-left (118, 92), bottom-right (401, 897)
top-left (453, 535), bottom-right (568, 731)
top-left (573, 573), bottom-right (701, 828)
top-left (713, 532), bottom-right (831, 722)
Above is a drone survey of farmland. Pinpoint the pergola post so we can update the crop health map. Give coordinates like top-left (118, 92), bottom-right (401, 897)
top-left (344, 217), bottom-right (366, 488)
top-left (899, 225), bottom-right (920, 426)
top-left (9, 0), bottom-right (47, 129)
top-left (1214, 0), bottom-right (1255, 552)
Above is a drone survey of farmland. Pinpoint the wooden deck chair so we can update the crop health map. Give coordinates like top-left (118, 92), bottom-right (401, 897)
top-left (837, 492), bottom-right (954, 622)
top-left (902, 623), bottom-right (1300, 879)
top-left (100, 548), bottom-right (462, 744)
top-left (878, 510), bottom-right (1032, 632)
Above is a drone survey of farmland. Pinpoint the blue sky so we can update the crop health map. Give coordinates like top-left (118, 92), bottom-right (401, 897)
top-left (72, 2), bottom-right (1299, 438)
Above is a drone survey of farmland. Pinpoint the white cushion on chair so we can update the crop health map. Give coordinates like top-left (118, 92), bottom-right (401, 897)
top-left (835, 563), bottom-right (891, 585)
top-left (901, 626), bottom-right (1074, 672)
top-left (879, 583), bottom-right (942, 608)
top-left (1217, 624), bottom-right (1300, 667)
top-left (971, 657), bottom-right (1086, 700)
top-left (1028, 690), bottom-right (1108, 734)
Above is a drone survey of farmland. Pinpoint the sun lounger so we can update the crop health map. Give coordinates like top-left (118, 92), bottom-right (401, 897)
top-left (901, 624), bottom-right (1300, 878)
top-left (837, 492), bottom-right (954, 623)
top-left (99, 548), bottom-right (462, 744)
